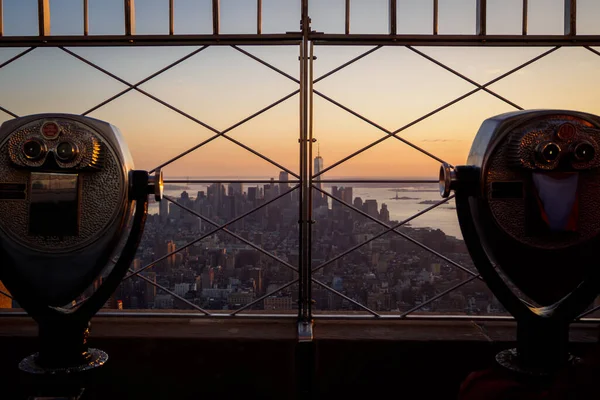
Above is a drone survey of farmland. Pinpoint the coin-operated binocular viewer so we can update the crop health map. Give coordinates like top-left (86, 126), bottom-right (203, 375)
top-left (0, 114), bottom-right (162, 374)
top-left (440, 110), bottom-right (600, 375)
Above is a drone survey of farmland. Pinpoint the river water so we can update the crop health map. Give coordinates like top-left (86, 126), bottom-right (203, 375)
top-left (149, 182), bottom-right (462, 240)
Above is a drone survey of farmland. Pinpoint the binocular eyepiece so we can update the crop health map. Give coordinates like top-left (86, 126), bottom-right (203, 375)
top-left (0, 114), bottom-right (162, 374)
top-left (441, 110), bottom-right (600, 375)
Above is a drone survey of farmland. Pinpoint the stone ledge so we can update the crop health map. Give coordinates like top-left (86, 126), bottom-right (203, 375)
top-left (0, 315), bottom-right (597, 342)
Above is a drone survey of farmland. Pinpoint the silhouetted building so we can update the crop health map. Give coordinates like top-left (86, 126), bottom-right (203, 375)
top-left (363, 199), bottom-right (379, 219)
top-left (380, 203), bottom-right (390, 223)
top-left (159, 198), bottom-right (169, 223)
top-left (248, 186), bottom-right (257, 202)
top-left (353, 197), bottom-right (363, 209)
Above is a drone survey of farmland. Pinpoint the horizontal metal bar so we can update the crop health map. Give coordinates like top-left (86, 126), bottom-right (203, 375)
top-left (0, 34), bottom-right (303, 47)
top-left (316, 179), bottom-right (438, 184)
top-left (0, 34), bottom-right (596, 48)
top-left (164, 179), bottom-right (300, 184)
top-left (310, 34), bottom-right (600, 47)
top-left (0, 310), bottom-right (598, 324)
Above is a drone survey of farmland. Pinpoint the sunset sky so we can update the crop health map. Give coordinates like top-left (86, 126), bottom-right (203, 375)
top-left (0, 0), bottom-right (599, 178)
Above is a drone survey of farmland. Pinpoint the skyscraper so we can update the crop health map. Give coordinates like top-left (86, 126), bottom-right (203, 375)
top-left (248, 186), bottom-right (257, 202)
top-left (279, 171), bottom-right (289, 193)
top-left (313, 146), bottom-right (325, 207)
top-left (159, 198), bottom-right (169, 223)
top-left (314, 145), bottom-right (323, 191)
top-left (167, 240), bottom-right (177, 271)
top-left (279, 171), bottom-right (290, 205)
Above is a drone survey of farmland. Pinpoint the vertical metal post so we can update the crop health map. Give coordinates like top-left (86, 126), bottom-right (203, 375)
top-left (345, 0), bottom-right (350, 35)
top-left (124, 0), bottom-right (135, 35)
top-left (169, 0), bottom-right (174, 35)
top-left (0, 0), bottom-right (3, 37)
top-left (212, 0), bottom-right (220, 35)
top-left (257, 0), bottom-right (262, 34)
top-left (476, 0), bottom-right (486, 35)
top-left (297, 5), bottom-right (314, 398)
top-left (433, 0), bottom-right (439, 35)
top-left (299, 0), bottom-right (312, 325)
top-left (307, 41), bottom-right (315, 325)
top-left (389, 0), bottom-right (397, 35)
top-left (83, 0), bottom-right (89, 36)
top-left (522, 0), bottom-right (528, 35)
top-left (564, 0), bottom-right (576, 36)
top-left (38, 0), bottom-right (50, 36)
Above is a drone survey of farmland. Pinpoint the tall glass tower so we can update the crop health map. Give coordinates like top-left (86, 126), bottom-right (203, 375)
top-left (314, 145), bottom-right (325, 206)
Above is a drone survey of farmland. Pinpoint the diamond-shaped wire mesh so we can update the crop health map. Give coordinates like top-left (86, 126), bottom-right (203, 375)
top-left (1, 1), bottom-right (600, 322)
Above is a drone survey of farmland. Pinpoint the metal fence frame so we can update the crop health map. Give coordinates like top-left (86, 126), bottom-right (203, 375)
top-left (1, 1), bottom-right (600, 332)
